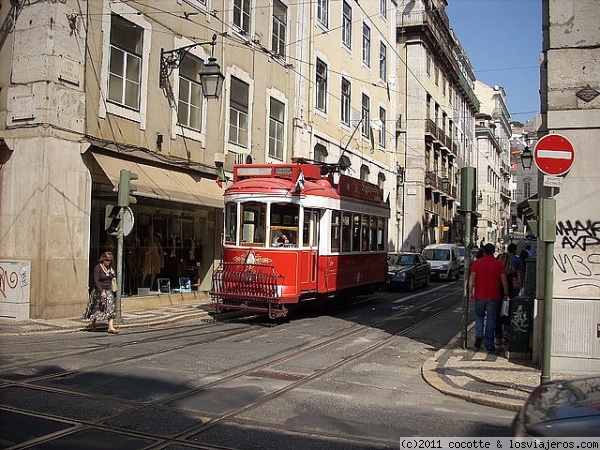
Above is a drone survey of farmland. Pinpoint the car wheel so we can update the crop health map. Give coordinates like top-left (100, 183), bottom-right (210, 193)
top-left (406, 277), bottom-right (415, 292)
top-left (424, 274), bottom-right (430, 287)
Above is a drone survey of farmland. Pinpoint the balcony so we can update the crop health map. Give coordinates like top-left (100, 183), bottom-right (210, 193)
top-left (425, 119), bottom-right (457, 157)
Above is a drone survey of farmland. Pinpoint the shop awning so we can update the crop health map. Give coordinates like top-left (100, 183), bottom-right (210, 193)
top-left (92, 153), bottom-right (224, 208)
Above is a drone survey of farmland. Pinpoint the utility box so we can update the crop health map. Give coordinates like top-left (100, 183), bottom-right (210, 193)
top-left (508, 296), bottom-right (534, 360)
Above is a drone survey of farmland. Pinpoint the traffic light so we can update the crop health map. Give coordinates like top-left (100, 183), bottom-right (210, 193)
top-left (460, 167), bottom-right (476, 212)
top-left (520, 199), bottom-right (539, 238)
top-left (538, 198), bottom-right (556, 243)
top-left (118, 169), bottom-right (138, 207)
top-left (105, 204), bottom-right (121, 235)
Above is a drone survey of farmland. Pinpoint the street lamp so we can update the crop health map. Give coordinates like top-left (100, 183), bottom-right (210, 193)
top-left (521, 146), bottom-right (534, 169)
top-left (160, 34), bottom-right (224, 99)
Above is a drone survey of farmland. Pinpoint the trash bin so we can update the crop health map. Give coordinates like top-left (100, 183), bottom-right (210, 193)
top-left (508, 296), bottom-right (533, 360)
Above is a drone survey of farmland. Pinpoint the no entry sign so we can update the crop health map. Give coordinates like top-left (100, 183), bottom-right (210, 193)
top-left (533, 134), bottom-right (574, 176)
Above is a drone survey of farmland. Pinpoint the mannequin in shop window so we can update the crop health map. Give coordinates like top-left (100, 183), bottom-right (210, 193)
top-left (141, 225), bottom-right (165, 290)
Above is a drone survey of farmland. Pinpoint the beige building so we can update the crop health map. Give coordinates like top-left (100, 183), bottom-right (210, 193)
top-left (473, 82), bottom-right (512, 246)
top-left (291, 0), bottom-right (399, 245)
top-left (0, 0), bottom-right (397, 319)
top-left (536, 0), bottom-right (600, 374)
top-left (396, 0), bottom-right (479, 252)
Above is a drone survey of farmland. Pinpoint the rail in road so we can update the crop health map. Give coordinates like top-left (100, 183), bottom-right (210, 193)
top-left (1, 282), bottom-right (465, 450)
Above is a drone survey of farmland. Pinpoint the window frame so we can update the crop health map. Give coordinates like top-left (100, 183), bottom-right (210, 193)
top-left (268, 96), bottom-right (285, 160)
top-left (317, 0), bottom-right (329, 28)
top-left (362, 23), bottom-right (371, 67)
top-left (228, 76), bottom-right (250, 149)
top-left (379, 42), bottom-right (387, 81)
top-left (378, 106), bottom-right (386, 148)
top-left (361, 93), bottom-right (370, 139)
top-left (99, 4), bottom-right (151, 129)
top-left (177, 53), bottom-right (204, 132)
top-left (233, 0), bottom-right (252, 35)
top-left (272, 0), bottom-right (287, 59)
top-left (316, 58), bottom-right (328, 113)
top-left (341, 77), bottom-right (351, 127)
top-left (341, 1), bottom-right (352, 49)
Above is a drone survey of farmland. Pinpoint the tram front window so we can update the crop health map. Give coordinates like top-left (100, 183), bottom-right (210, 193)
top-left (270, 203), bottom-right (299, 248)
top-left (240, 202), bottom-right (267, 245)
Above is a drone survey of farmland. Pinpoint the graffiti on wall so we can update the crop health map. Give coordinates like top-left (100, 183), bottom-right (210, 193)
top-left (555, 219), bottom-right (600, 295)
top-left (0, 260), bottom-right (30, 304)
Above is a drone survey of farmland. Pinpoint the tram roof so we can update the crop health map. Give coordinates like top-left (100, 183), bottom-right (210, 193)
top-left (227, 163), bottom-right (387, 206)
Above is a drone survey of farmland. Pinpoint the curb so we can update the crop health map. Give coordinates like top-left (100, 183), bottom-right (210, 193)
top-left (421, 349), bottom-right (523, 412)
top-left (0, 309), bottom-right (214, 337)
top-left (420, 328), bottom-right (525, 412)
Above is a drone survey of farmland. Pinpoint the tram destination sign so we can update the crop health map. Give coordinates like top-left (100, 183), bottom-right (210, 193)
top-left (338, 175), bottom-right (383, 202)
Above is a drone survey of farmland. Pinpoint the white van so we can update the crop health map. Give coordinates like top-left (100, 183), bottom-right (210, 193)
top-left (422, 243), bottom-right (461, 281)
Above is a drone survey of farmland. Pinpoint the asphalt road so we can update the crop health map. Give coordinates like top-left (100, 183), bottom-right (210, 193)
top-left (0, 280), bottom-right (516, 449)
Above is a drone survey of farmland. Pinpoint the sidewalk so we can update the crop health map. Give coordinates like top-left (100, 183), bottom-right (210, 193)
top-left (0, 301), bottom-right (214, 336)
top-left (422, 325), bottom-right (540, 411)
top-left (0, 303), bottom-right (540, 412)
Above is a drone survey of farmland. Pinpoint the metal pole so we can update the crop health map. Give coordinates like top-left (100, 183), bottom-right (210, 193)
top-left (115, 210), bottom-right (124, 324)
top-left (540, 239), bottom-right (554, 384)
top-left (539, 194), bottom-right (556, 385)
top-left (460, 211), bottom-right (472, 349)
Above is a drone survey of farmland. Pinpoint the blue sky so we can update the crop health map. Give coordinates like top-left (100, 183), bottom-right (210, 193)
top-left (445, 0), bottom-right (542, 124)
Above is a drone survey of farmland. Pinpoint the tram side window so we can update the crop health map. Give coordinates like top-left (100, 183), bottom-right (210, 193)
top-left (377, 217), bottom-right (386, 251)
top-left (225, 202), bottom-right (237, 244)
top-left (361, 215), bottom-right (369, 251)
top-left (369, 216), bottom-right (377, 251)
top-left (352, 214), bottom-right (361, 252)
top-left (240, 202), bottom-right (266, 245)
top-left (330, 211), bottom-right (341, 252)
top-left (341, 213), bottom-right (351, 252)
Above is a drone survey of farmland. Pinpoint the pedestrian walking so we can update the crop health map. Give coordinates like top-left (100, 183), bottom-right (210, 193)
top-left (82, 251), bottom-right (119, 334)
top-left (468, 243), bottom-right (509, 352)
top-left (495, 252), bottom-right (516, 346)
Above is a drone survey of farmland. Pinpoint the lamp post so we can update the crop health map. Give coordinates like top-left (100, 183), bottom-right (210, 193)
top-left (160, 34), bottom-right (225, 98)
top-left (520, 145), bottom-right (556, 385)
top-left (521, 146), bottom-right (533, 170)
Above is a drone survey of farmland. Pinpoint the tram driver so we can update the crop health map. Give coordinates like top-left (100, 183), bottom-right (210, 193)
top-left (272, 231), bottom-right (295, 247)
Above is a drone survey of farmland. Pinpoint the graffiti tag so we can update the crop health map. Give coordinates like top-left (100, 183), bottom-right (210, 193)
top-left (557, 219), bottom-right (600, 250)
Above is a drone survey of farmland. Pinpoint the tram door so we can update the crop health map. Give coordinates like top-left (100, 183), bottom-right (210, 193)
top-left (299, 209), bottom-right (319, 292)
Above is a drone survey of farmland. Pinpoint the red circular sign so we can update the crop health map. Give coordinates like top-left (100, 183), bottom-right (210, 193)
top-left (533, 134), bottom-right (574, 176)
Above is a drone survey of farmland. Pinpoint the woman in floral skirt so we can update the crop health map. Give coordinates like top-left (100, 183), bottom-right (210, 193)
top-left (82, 251), bottom-right (119, 334)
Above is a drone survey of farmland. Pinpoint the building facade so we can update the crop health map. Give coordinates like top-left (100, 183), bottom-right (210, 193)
top-left (538, 0), bottom-right (600, 374)
top-left (396, 0), bottom-right (479, 252)
top-left (473, 82), bottom-right (512, 247)
top-left (0, 0), bottom-right (397, 319)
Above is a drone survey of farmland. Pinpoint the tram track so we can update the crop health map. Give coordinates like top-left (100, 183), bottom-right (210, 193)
top-left (2, 284), bottom-right (463, 450)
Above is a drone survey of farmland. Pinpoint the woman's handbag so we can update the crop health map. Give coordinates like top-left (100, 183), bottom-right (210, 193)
top-left (111, 277), bottom-right (118, 292)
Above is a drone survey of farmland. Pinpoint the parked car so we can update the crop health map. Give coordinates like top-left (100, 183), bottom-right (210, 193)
top-left (386, 252), bottom-right (431, 291)
top-left (512, 375), bottom-right (600, 437)
top-left (422, 243), bottom-right (461, 281)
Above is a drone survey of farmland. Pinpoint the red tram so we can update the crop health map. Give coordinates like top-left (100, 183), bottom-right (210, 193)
top-left (210, 161), bottom-right (390, 318)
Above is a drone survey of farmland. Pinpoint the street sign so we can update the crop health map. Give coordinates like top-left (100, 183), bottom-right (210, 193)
top-left (543, 175), bottom-right (564, 188)
top-left (533, 134), bottom-right (574, 176)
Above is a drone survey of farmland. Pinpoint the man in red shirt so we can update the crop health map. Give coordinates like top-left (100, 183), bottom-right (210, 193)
top-left (468, 243), bottom-right (510, 353)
